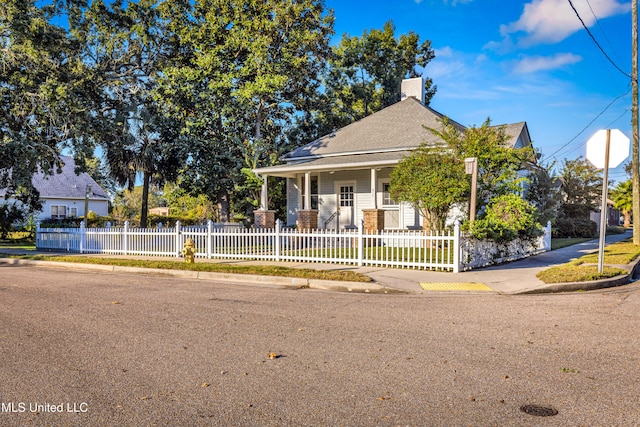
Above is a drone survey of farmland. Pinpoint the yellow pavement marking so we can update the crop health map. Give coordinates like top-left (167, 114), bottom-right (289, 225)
top-left (420, 282), bottom-right (492, 291)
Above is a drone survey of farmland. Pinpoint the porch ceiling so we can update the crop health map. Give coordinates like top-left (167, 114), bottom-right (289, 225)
top-left (254, 150), bottom-right (412, 177)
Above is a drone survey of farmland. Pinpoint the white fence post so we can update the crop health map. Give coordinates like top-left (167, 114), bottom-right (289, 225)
top-left (79, 221), bottom-right (86, 254)
top-left (207, 220), bottom-right (213, 259)
top-left (545, 220), bottom-right (552, 251)
top-left (123, 221), bottom-right (129, 255)
top-left (275, 219), bottom-right (281, 261)
top-left (357, 219), bottom-right (364, 267)
top-left (35, 222), bottom-right (41, 248)
top-left (175, 220), bottom-right (182, 257)
top-left (453, 221), bottom-right (460, 273)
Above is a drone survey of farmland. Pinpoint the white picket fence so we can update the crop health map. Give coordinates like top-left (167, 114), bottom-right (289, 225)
top-left (36, 220), bottom-right (460, 272)
top-left (35, 220), bottom-right (552, 273)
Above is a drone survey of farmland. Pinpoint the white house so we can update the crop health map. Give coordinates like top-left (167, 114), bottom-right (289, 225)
top-left (1, 156), bottom-right (109, 221)
top-left (253, 78), bottom-right (533, 231)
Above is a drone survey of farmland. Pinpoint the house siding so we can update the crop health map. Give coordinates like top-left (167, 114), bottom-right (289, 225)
top-left (39, 197), bottom-right (109, 221)
top-left (283, 169), bottom-right (438, 230)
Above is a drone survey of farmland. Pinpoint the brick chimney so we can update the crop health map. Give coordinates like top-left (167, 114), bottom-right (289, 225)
top-left (400, 77), bottom-right (425, 104)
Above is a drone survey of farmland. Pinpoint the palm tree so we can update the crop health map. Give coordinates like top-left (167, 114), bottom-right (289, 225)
top-left (104, 107), bottom-right (183, 228)
top-left (611, 180), bottom-right (633, 227)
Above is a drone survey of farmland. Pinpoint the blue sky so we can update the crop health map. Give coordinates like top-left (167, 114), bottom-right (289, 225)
top-left (326, 0), bottom-right (633, 182)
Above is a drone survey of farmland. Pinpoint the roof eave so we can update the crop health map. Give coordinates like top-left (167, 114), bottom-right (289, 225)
top-left (254, 159), bottom-right (401, 178)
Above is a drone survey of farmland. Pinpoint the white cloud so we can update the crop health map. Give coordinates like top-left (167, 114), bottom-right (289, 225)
top-left (435, 46), bottom-right (454, 57)
top-left (511, 53), bottom-right (583, 74)
top-left (498, 0), bottom-right (631, 47)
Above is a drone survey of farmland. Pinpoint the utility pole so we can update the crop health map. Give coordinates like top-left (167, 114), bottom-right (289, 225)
top-left (633, 0), bottom-right (639, 244)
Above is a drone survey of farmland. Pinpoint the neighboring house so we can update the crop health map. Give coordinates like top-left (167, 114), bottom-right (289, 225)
top-left (149, 207), bottom-right (170, 216)
top-left (590, 199), bottom-right (621, 228)
top-left (254, 77), bottom-right (534, 231)
top-left (1, 156), bottom-right (109, 222)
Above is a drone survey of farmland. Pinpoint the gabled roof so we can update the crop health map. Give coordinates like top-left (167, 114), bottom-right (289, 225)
top-left (2, 156), bottom-right (109, 200)
top-left (497, 122), bottom-right (531, 149)
top-left (255, 97), bottom-right (533, 177)
top-left (284, 98), bottom-right (466, 160)
top-left (33, 156), bottom-right (108, 199)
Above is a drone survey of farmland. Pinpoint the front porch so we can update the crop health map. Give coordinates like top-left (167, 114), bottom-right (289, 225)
top-left (254, 165), bottom-right (423, 232)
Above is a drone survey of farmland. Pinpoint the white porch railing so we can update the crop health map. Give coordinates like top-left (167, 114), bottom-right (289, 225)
top-left (35, 220), bottom-right (552, 273)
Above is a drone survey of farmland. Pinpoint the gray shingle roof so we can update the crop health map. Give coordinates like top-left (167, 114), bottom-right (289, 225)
top-left (285, 98), bottom-right (466, 159)
top-left (31, 156), bottom-right (108, 199)
top-left (254, 97), bottom-right (532, 178)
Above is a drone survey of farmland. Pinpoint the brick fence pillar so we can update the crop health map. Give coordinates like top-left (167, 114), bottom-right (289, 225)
top-left (363, 209), bottom-right (385, 233)
top-left (254, 210), bottom-right (276, 229)
top-left (297, 210), bottom-right (318, 230)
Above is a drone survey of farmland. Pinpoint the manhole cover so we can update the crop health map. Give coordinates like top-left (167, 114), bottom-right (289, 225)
top-left (520, 404), bottom-right (558, 417)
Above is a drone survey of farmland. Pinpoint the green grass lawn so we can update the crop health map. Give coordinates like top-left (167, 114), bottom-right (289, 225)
top-left (0, 253), bottom-right (372, 283)
top-left (0, 232), bottom-right (35, 250)
top-left (537, 238), bottom-right (640, 284)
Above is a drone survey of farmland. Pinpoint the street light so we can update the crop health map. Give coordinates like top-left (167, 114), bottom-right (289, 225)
top-left (464, 157), bottom-right (478, 227)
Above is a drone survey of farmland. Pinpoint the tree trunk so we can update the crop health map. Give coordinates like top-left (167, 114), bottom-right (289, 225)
top-left (217, 188), bottom-right (229, 223)
top-left (140, 171), bottom-right (150, 228)
top-left (623, 209), bottom-right (631, 228)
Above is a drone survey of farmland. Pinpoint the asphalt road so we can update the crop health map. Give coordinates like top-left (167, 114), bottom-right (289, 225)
top-left (1, 264), bottom-right (639, 426)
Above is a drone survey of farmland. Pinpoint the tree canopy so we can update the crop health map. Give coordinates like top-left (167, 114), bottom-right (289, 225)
top-left (431, 118), bottom-right (536, 216)
top-left (389, 146), bottom-right (467, 231)
top-left (0, 0), bottom-right (93, 210)
top-left (1, 1), bottom-right (441, 226)
top-left (557, 157), bottom-right (602, 220)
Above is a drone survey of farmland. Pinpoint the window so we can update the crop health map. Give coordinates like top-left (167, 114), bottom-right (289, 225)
top-left (339, 185), bottom-right (354, 207)
top-left (382, 182), bottom-right (397, 206)
top-left (51, 205), bottom-right (67, 219)
top-left (69, 207), bottom-right (77, 217)
top-left (301, 175), bottom-right (319, 209)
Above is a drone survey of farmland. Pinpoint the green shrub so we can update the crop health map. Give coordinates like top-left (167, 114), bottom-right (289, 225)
top-left (0, 203), bottom-right (26, 239)
top-left (471, 194), bottom-right (542, 243)
top-left (552, 218), bottom-right (597, 238)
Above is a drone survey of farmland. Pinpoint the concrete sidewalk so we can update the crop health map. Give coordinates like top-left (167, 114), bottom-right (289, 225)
top-left (360, 229), bottom-right (635, 294)
top-left (0, 230), bottom-right (636, 294)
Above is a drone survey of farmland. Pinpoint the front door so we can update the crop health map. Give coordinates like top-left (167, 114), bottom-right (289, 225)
top-left (336, 181), bottom-right (355, 229)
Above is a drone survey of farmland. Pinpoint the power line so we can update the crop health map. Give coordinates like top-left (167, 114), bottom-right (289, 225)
top-left (585, 0), bottom-right (624, 65)
top-left (567, 0), bottom-right (631, 79)
top-left (541, 88), bottom-right (631, 163)
top-left (605, 108), bottom-right (631, 128)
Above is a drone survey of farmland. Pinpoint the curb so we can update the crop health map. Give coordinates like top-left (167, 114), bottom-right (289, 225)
top-left (513, 256), bottom-right (640, 295)
top-left (0, 257), bottom-right (399, 294)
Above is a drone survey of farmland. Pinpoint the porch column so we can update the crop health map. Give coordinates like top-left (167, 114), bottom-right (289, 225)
top-left (364, 168), bottom-right (384, 233)
top-left (260, 174), bottom-right (268, 210)
top-left (304, 171), bottom-right (311, 210)
top-left (253, 174), bottom-right (276, 229)
top-left (297, 171), bottom-right (318, 229)
top-left (371, 168), bottom-right (377, 209)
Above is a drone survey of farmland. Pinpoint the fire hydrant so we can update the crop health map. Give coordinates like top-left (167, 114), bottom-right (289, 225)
top-left (181, 238), bottom-right (196, 263)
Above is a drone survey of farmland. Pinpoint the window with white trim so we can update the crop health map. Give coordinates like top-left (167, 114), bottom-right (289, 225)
top-left (301, 175), bottom-right (319, 209)
top-left (51, 205), bottom-right (67, 219)
top-left (69, 207), bottom-right (77, 217)
top-left (381, 182), bottom-right (397, 207)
